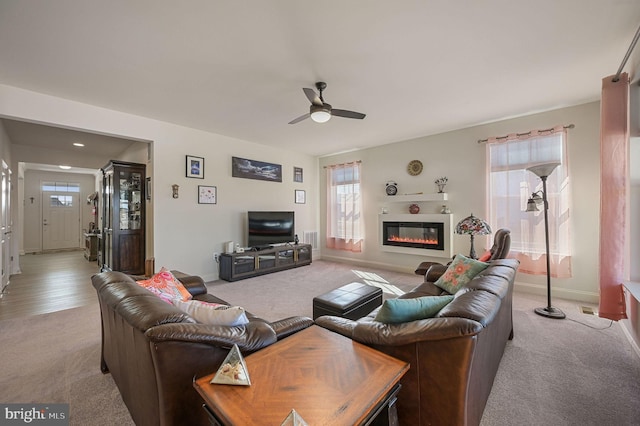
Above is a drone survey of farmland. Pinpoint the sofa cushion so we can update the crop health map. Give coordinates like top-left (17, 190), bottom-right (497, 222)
top-left (173, 299), bottom-right (250, 326)
top-left (374, 295), bottom-right (455, 324)
top-left (136, 268), bottom-right (193, 303)
top-left (434, 254), bottom-right (489, 294)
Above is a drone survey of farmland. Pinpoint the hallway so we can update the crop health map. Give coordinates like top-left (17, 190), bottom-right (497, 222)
top-left (0, 250), bottom-right (99, 320)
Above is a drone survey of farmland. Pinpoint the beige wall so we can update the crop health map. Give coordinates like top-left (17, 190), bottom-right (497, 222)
top-left (320, 102), bottom-right (601, 303)
top-left (0, 85), bottom-right (318, 282)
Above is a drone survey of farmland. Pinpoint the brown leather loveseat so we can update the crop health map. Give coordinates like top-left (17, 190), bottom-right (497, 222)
top-left (92, 270), bottom-right (313, 426)
top-left (316, 258), bottom-right (519, 426)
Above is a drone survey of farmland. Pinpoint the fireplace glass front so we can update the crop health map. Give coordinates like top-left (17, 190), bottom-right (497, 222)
top-left (382, 221), bottom-right (444, 251)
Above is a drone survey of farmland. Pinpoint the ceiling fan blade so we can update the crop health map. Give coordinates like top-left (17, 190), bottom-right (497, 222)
top-left (332, 109), bottom-right (366, 120)
top-left (288, 113), bottom-right (310, 124)
top-left (303, 88), bottom-right (323, 106)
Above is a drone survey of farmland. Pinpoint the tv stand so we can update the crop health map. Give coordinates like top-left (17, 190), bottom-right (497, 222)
top-left (219, 243), bottom-right (312, 282)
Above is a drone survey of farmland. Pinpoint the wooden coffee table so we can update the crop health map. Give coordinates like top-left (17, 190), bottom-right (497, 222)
top-left (194, 325), bottom-right (409, 425)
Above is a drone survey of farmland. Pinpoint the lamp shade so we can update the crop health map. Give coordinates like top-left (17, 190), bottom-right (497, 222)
top-left (455, 214), bottom-right (492, 236)
top-left (526, 162), bottom-right (560, 179)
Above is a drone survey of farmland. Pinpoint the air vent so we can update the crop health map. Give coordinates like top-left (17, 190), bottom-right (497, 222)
top-left (580, 306), bottom-right (598, 316)
top-left (303, 231), bottom-right (318, 249)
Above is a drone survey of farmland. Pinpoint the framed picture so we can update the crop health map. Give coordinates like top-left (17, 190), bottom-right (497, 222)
top-left (295, 189), bottom-right (306, 204)
top-left (186, 155), bottom-right (204, 179)
top-left (294, 166), bottom-right (303, 183)
top-left (232, 156), bottom-right (282, 182)
top-left (198, 185), bottom-right (217, 204)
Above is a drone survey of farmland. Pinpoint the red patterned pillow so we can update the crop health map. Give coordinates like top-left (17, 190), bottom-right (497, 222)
top-left (136, 268), bottom-right (193, 303)
top-left (478, 250), bottom-right (492, 262)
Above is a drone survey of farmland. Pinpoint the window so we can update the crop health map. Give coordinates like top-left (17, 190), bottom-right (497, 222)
top-left (326, 161), bottom-right (363, 252)
top-left (487, 127), bottom-right (571, 277)
top-left (49, 195), bottom-right (73, 207)
top-left (42, 182), bottom-right (80, 193)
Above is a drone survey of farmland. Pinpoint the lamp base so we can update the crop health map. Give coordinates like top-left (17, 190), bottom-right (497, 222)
top-left (534, 306), bottom-right (566, 319)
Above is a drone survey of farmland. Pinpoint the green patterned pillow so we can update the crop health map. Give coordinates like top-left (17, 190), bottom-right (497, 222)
top-left (375, 295), bottom-right (455, 324)
top-left (434, 254), bottom-right (489, 294)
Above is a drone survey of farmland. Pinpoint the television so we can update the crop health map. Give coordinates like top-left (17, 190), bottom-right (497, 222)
top-left (247, 211), bottom-right (295, 248)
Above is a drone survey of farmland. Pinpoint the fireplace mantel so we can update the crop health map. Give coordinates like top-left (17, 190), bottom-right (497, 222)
top-left (379, 214), bottom-right (453, 258)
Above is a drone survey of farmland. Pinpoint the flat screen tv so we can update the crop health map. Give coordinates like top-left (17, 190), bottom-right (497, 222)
top-left (247, 211), bottom-right (295, 248)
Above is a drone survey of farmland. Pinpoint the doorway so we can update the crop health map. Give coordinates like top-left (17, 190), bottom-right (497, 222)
top-left (42, 191), bottom-right (80, 250)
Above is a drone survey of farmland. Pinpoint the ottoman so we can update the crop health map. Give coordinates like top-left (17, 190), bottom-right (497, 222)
top-left (313, 282), bottom-right (383, 320)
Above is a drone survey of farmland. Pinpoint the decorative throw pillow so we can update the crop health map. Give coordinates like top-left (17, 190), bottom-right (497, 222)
top-left (136, 268), bottom-right (193, 303)
top-left (433, 254), bottom-right (489, 294)
top-left (478, 250), bottom-right (492, 262)
top-left (173, 300), bottom-right (249, 326)
top-left (374, 295), bottom-right (455, 324)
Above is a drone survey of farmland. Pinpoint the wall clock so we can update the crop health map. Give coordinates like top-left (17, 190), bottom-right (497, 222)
top-left (407, 160), bottom-right (423, 176)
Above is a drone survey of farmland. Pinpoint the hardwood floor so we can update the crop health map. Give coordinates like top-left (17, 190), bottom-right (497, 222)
top-left (0, 250), bottom-right (100, 321)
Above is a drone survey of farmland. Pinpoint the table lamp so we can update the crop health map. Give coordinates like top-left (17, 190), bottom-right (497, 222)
top-left (455, 214), bottom-right (492, 259)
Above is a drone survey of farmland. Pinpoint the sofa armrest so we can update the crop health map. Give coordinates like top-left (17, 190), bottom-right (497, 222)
top-left (425, 264), bottom-right (449, 282)
top-left (316, 315), bottom-right (483, 346)
top-left (145, 320), bottom-right (278, 352)
top-left (171, 271), bottom-right (208, 297)
top-left (414, 261), bottom-right (442, 276)
top-left (270, 316), bottom-right (314, 340)
top-left (314, 316), bottom-right (358, 339)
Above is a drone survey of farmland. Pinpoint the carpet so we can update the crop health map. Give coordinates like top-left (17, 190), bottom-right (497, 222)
top-left (1, 260), bottom-right (638, 425)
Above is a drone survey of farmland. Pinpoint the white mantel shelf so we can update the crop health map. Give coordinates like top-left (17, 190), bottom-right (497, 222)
top-left (380, 193), bottom-right (448, 202)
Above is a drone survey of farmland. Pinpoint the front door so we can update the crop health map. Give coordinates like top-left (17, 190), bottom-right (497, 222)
top-left (42, 192), bottom-right (80, 250)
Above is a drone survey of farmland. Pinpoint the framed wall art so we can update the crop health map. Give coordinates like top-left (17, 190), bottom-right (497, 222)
top-left (294, 167), bottom-right (303, 183)
top-left (198, 185), bottom-right (217, 204)
top-left (295, 189), bottom-right (306, 204)
top-left (186, 155), bottom-right (204, 179)
top-left (232, 156), bottom-right (282, 182)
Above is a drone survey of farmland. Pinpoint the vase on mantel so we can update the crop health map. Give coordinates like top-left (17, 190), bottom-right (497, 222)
top-left (437, 184), bottom-right (446, 193)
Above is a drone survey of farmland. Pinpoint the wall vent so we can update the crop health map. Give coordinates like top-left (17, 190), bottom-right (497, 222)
top-left (303, 231), bottom-right (318, 249)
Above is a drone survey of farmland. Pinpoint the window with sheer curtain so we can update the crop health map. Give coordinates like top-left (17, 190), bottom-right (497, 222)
top-left (486, 127), bottom-right (572, 277)
top-left (326, 161), bottom-right (363, 252)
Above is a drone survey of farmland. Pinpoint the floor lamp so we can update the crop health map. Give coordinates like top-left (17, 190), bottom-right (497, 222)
top-left (526, 162), bottom-right (565, 319)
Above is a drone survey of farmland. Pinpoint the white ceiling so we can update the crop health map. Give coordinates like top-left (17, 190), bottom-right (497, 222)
top-left (1, 1), bottom-right (639, 157)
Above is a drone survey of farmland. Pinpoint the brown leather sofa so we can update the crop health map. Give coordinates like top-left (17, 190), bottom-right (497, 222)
top-left (316, 258), bottom-right (519, 426)
top-left (92, 270), bottom-right (313, 426)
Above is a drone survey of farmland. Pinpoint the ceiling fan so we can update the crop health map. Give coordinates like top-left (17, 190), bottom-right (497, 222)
top-left (288, 82), bottom-right (366, 124)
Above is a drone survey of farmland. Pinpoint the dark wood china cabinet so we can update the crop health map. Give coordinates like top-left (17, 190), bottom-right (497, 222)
top-left (100, 160), bottom-right (146, 275)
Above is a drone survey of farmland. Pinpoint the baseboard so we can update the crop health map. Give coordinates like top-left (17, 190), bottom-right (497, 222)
top-left (319, 254), bottom-right (417, 275)
top-left (320, 255), bottom-right (601, 304)
top-left (514, 281), bottom-right (599, 304)
top-left (619, 321), bottom-right (640, 360)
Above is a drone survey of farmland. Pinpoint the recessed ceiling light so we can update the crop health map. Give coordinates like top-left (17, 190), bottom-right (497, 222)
top-left (59, 165), bottom-right (71, 170)
top-left (73, 142), bottom-right (85, 147)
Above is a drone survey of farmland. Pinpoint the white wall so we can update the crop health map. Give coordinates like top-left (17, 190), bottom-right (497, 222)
top-left (320, 102), bottom-right (601, 303)
top-left (0, 85), bottom-right (318, 282)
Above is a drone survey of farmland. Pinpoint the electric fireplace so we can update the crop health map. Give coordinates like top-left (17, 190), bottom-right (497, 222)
top-left (383, 221), bottom-right (444, 250)
top-left (379, 214), bottom-right (453, 258)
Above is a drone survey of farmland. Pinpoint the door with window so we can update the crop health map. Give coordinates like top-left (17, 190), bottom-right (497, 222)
top-left (42, 185), bottom-right (80, 250)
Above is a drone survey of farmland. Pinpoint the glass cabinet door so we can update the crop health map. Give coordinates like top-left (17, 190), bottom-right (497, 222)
top-left (118, 170), bottom-right (142, 230)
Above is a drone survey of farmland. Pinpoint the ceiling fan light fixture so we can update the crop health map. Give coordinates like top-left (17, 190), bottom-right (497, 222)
top-left (310, 104), bottom-right (332, 123)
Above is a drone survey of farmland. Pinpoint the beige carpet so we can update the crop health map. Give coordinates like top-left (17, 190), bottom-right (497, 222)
top-left (1, 260), bottom-right (638, 425)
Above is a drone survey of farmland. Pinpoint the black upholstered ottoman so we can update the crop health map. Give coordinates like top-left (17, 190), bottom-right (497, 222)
top-left (313, 282), bottom-right (383, 320)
